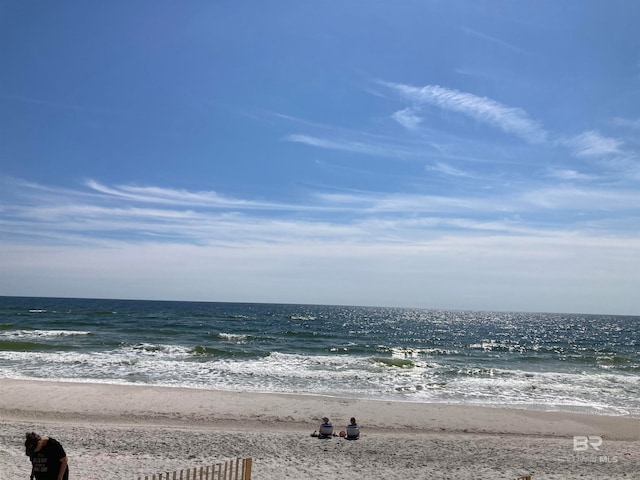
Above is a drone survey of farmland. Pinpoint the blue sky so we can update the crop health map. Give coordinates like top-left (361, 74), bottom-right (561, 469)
top-left (1, 1), bottom-right (640, 314)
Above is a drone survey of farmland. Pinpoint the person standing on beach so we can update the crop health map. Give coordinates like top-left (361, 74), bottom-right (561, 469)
top-left (25, 432), bottom-right (69, 480)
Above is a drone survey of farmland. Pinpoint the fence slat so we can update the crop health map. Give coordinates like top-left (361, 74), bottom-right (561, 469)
top-left (244, 457), bottom-right (252, 480)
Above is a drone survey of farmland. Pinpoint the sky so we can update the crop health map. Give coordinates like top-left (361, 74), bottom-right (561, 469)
top-left (1, 1), bottom-right (640, 315)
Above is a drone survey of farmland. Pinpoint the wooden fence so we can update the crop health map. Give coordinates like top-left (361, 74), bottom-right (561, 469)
top-left (136, 457), bottom-right (252, 480)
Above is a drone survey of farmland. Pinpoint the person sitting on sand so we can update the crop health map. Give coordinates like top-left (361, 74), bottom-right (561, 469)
top-left (25, 432), bottom-right (69, 480)
top-left (318, 417), bottom-right (333, 437)
top-left (346, 417), bottom-right (360, 439)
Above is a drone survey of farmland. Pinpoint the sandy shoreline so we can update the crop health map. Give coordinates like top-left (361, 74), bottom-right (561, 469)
top-left (1, 379), bottom-right (638, 479)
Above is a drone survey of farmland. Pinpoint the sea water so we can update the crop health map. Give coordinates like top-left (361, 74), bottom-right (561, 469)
top-left (0, 296), bottom-right (638, 416)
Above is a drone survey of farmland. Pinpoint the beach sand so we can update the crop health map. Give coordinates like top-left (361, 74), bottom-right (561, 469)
top-left (0, 379), bottom-right (638, 479)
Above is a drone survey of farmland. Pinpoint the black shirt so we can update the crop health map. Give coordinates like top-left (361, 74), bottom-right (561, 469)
top-left (30, 438), bottom-right (69, 480)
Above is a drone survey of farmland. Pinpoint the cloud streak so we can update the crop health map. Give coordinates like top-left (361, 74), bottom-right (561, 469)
top-left (85, 180), bottom-right (272, 209)
top-left (0, 92), bottom-right (117, 114)
top-left (283, 133), bottom-right (421, 159)
top-left (380, 81), bottom-right (548, 143)
top-left (459, 26), bottom-right (534, 56)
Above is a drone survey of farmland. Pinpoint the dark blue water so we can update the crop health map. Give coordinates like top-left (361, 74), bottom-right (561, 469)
top-left (0, 296), bottom-right (638, 416)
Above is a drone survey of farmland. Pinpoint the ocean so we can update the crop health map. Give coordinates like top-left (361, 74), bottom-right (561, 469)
top-left (0, 296), bottom-right (638, 416)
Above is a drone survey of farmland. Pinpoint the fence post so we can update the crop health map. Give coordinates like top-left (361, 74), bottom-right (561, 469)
top-left (243, 458), bottom-right (252, 480)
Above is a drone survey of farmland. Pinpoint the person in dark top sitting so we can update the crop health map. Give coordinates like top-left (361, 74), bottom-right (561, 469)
top-left (346, 417), bottom-right (360, 439)
top-left (25, 432), bottom-right (69, 480)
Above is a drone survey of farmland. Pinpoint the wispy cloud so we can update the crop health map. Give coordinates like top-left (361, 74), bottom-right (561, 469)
top-left (564, 130), bottom-right (623, 157)
top-left (85, 180), bottom-right (269, 209)
top-left (518, 186), bottom-right (640, 211)
top-left (427, 162), bottom-right (474, 178)
top-left (547, 168), bottom-right (595, 181)
top-left (381, 81), bottom-right (548, 143)
top-left (392, 108), bottom-right (423, 131)
top-left (314, 190), bottom-right (486, 213)
top-left (613, 117), bottom-right (640, 130)
top-left (283, 133), bottom-right (419, 159)
top-left (316, 185), bottom-right (640, 216)
top-left (0, 92), bottom-right (116, 114)
top-left (284, 134), bottom-right (372, 154)
top-left (459, 26), bottom-right (534, 56)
